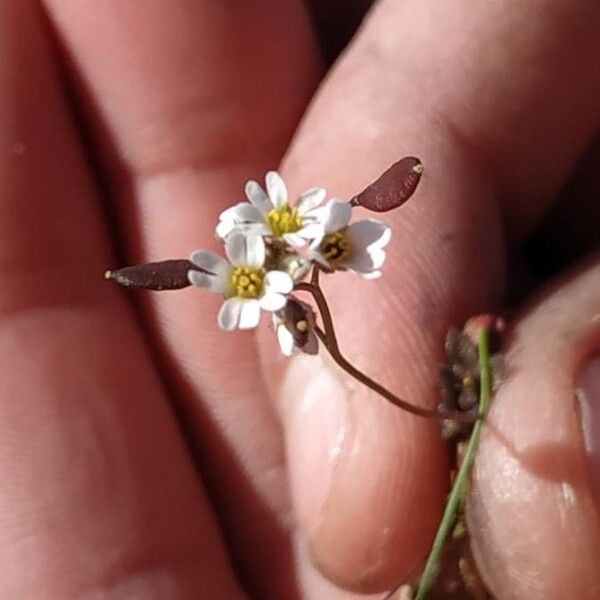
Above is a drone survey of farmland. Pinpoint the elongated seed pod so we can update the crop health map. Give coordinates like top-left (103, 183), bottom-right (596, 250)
top-left (351, 156), bottom-right (423, 213)
top-left (105, 259), bottom-right (203, 290)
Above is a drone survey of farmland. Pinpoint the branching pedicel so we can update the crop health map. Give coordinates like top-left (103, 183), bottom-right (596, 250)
top-left (106, 157), bottom-right (473, 424)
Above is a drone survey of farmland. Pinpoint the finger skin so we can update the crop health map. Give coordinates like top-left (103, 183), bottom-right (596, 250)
top-left (0, 2), bottom-right (243, 597)
top-left (42, 0), bottom-right (321, 596)
top-left (469, 257), bottom-right (600, 600)
top-left (277, 0), bottom-right (600, 591)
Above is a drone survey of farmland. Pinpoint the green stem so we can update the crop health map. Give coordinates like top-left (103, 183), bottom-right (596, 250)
top-left (413, 327), bottom-right (492, 600)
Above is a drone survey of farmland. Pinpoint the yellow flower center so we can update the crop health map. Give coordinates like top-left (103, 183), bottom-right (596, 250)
top-left (228, 267), bottom-right (264, 299)
top-left (266, 205), bottom-right (303, 237)
top-left (320, 229), bottom-right (351, 265)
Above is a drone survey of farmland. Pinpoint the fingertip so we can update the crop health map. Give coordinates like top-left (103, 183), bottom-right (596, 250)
top-left (468, 257), bottom-right (600, 600)
top-left (283, 356), bottom-right (449, 592)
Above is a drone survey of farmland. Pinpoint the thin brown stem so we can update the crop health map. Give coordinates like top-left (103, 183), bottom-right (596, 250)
top-left (295, 281), bottom-right (475, 424)
top-left (294, 280), bottom-right (339, 350)
top-left (310, 264), bottom-right (321, 286)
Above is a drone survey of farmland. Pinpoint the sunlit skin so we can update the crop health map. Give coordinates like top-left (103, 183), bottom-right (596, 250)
top-left (1, 1), bottom-right (600, 599)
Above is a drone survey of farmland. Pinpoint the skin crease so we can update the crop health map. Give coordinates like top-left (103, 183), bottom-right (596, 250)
top-left (0, 1), bottom-right (598, 600)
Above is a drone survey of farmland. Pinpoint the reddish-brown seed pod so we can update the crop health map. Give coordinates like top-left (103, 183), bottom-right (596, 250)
top-left (350, 156), bottom-right (423, 213)
top-left (105, 259), bottom-right (203, 290)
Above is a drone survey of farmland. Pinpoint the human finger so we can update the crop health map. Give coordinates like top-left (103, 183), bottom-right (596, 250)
top-left (276, 0), bottom-right (600, 591)
top-left (41, 0), bottom-right (320, 595)
top-left (0, 1), bottom-right (243, 597)
top-left (469, 255), bottom-right (600, 600)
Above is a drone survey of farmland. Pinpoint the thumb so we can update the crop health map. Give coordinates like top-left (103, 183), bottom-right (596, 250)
top-left (469, 254), bottom-right (600, 600)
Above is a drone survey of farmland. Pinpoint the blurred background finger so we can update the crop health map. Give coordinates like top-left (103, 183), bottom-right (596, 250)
top-left (0, 1), bottom-right (244, 597)
top-left (41, 0), bottom-right (320, 595)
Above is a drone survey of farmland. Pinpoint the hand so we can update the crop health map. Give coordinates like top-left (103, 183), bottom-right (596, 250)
top-left (1, 1), bottom-right (599, 599)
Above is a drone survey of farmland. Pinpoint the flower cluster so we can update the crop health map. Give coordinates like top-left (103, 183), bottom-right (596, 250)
top-left (188, 171), bottom-right (391, 355)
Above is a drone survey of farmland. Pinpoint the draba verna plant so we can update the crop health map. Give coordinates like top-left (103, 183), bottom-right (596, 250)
top-left (107, 157), bottom-right (503, 600)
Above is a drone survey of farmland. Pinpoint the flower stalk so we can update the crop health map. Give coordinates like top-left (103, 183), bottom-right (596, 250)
top-left (294, 273), bottom-right (476, 424)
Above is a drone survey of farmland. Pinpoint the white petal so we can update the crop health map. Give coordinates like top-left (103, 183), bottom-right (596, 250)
top-left (219, 202), bottom-right (264, 224)
top-left (296, 223), bottom-right (323, 240)
top-left (308, 249), bottom-right (330, 268)
top-left (283, 232), bottom-right (308, 248)
top-left (296, 187), bottom-right (326, 214)
top-left (238, 299), bottom-right (261, 329)
top-left (259, 292), bottom-right (287, 311)
top-left (225, 233), bottom-right (265, 268)
top-left (217, 298), bottom-right (243, 331)
top-left (345, 250), bottom-right (385, 278)
top-left (301, 204), bottom-right (329, 224)
top-left (323, 200), bottom-right (352, 232)
top-left (216, 219), bottom-right (236, 239)
top-left (245, 180), bottom-right (272, 212)
top-left (188, 270), bottom-right (211, 289)
top-left (277, 325), bottom-right (295, 356)
top-left (347, 219), bottom-right (391, 251)
top-left (225, 235), bottom-right (245, 264)
top-left (216, 203), bottom-right (266, 239)
top-left (189, 250), bottom-right (229, 276)
top-left (244, 234), bottom-right (266, 267)
top-left (309, 231), bottom-right (325, 250)
top-left (368, 247), bottom-right (387, 270)
top-left (224, 222), bottom-right (271, 237)
top-left (266, 171), bottom-right (287, 208)
top-left (352, 269), bottom-right (382, 280)
top-left (345, 251), bottom-right (374, 272)
top-left (188, 268), bottom-right (228, 292)
top-left (378, 226), bottom-right (392, 248)
top-left (264, 270), bottom-right (293, 294)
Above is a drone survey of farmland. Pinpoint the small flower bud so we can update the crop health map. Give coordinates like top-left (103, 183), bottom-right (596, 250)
top-left (350, 156), bottom-right (423, 213)
top-left (105, 259), bottom-right (203, 290)
top-left (274, 297), bottom-right (318, 356)
top-left (463, 313), bottom-right (506, 352)
top-left (280, 254), bottom-right (312, 283)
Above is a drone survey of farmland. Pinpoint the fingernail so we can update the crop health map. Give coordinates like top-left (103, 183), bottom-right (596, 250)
top-left (284, 360), bottom-right (350, 536)
top-left (578, 354), bottom-right (600, 503)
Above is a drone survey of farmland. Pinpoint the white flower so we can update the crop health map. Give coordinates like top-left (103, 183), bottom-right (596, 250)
top-left (273, 298), bottom-right (318, 357)
top-left (216, 171), bottom-right (326, 247)
top-left (188, 234), bottom-right (293, 331)
top-left (310, 201), bottom-right (391, 279)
